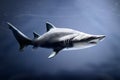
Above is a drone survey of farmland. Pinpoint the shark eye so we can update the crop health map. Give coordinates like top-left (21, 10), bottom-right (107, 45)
top-left (89, 41), bottom-right (97, 44)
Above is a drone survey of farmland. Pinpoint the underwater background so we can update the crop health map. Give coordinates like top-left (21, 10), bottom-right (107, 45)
top-left (0, 0), bottom-right (120, 80)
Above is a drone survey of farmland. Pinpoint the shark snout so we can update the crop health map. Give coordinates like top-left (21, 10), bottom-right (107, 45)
top-left (97, 35), bottom-right (106, 40)
top-left (88, 35), bottom-right (105, 44)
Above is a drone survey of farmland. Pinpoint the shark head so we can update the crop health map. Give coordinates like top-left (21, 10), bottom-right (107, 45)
top-left (71, 34), bottom-right (105, 49)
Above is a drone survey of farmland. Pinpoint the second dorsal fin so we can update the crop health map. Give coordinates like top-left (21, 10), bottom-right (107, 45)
top-left (33, 32), bottom-right (40, 39)
top-left (46, 22), bottom-right (56, 32)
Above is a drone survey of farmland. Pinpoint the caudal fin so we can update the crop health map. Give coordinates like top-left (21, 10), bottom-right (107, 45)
top-left (7, 22), bottom-right (32, 51)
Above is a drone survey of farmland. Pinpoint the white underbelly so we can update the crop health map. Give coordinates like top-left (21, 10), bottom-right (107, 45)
top-left (63, 43), bottom-right (96, 51)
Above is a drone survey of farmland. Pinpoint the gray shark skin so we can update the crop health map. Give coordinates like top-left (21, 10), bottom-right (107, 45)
top-left (8, 22), bottom-right (105, 58)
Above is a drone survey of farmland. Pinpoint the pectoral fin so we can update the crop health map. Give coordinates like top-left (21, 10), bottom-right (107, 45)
top-left (48, 48), bottom-right (62, 59)
top-left (48, 51), bottom-right (57, 58)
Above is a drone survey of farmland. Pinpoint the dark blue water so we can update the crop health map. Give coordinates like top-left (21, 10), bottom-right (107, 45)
top-left (0, 0), bottom-right (120, 80)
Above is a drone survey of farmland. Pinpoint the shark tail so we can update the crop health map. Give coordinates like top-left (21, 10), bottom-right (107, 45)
top-left (7, 22), bottom-right (33, 51)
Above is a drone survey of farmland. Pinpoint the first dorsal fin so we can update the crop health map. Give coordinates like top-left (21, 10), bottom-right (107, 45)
top-left (46, 22), bottom-right (56, 32)
top-left (33, 32), bottom-right (40, 39)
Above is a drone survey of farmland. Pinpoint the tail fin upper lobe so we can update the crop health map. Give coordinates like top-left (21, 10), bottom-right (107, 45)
top-left (7, 22), bottom-right (32, 51)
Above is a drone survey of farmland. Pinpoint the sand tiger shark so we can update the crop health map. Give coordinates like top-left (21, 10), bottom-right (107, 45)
top-left (8, 22), bottom-right (105, 58)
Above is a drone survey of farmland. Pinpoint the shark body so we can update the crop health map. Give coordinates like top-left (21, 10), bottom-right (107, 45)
top-left (8, 22), bottom-right (105, 58)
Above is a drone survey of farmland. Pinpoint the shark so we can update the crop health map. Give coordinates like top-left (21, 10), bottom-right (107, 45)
top-left (8, 22), bottom-right (105, 58)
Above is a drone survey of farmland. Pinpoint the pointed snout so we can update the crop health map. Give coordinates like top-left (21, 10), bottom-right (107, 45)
top-left (97, 35), bottom-right (106, 40)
